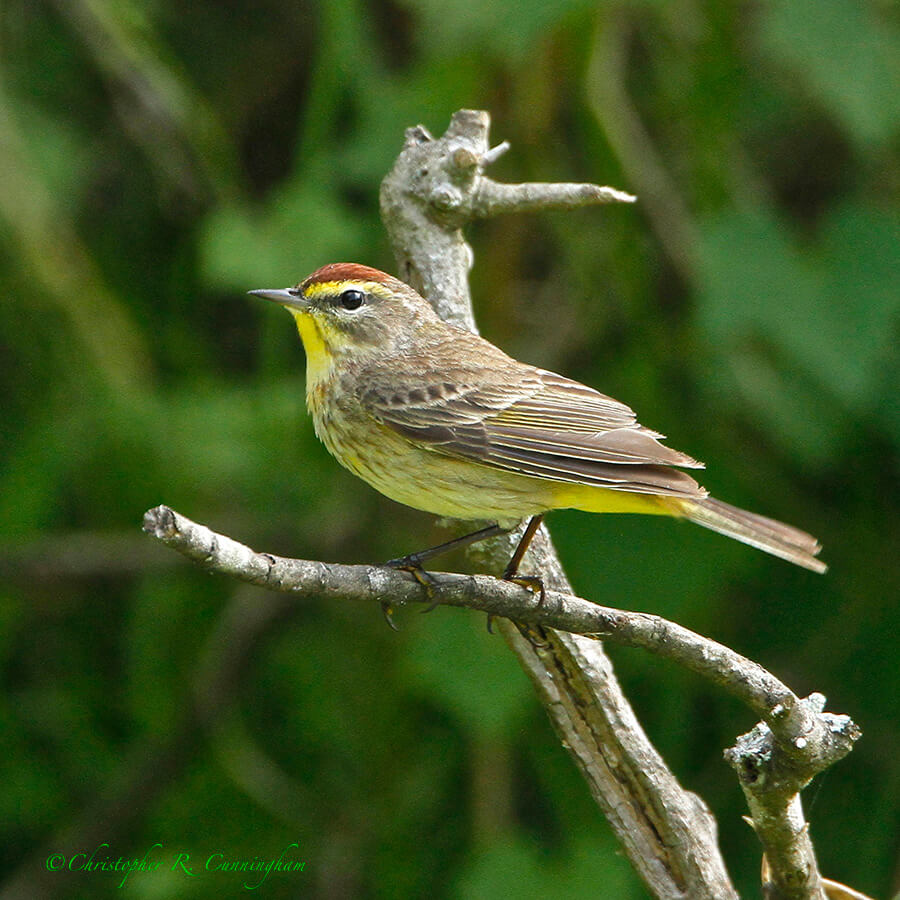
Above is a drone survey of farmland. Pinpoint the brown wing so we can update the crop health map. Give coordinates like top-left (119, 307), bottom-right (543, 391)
top-left (359, 333), bottom-right (706, 498)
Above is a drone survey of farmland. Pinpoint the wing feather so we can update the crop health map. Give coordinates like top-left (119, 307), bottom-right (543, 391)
top-left (358, 340), bottom-right (706, 499)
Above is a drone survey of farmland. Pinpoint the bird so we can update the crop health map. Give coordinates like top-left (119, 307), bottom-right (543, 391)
top-left (250, 263), bottom-right (825, 587)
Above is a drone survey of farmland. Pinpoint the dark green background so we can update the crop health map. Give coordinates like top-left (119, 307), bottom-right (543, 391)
top-left (1, 0), bottom-right (898, 897)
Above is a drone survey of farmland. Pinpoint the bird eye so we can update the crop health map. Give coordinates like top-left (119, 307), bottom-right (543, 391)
top-left (339, 289), bottom-right (365, 310)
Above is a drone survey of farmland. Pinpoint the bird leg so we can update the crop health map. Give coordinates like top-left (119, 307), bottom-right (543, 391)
top-left (502, 514), bottom-right (546, 605)
top-left (386, 522), bottom-right (511, 570)
top-left (385, 522), bottom-right (512, 615)
top-left (487, 515), bottom-right (550, 647)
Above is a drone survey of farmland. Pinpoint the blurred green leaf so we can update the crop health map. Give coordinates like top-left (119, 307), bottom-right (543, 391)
top-left (757, 0), bottom-right (900, 147)
top-left (694, 202), bottom-right (899, 461)
top-left (0, 702), bottom-right (68, 834)
top-left (816, 203), bottom-right (900, 414)
top-left (401, 614), bottom-right (532, 740)
top-left (453, 836), bottom-right (640, 900)
top-left (124, 574), bottom-right (217, 737)
top-left (1, 102), bottom-right (92, 209)
top-left (397, 0), bottom-right (597, 59)
top-left (201, 174), bottom-right (369, 288)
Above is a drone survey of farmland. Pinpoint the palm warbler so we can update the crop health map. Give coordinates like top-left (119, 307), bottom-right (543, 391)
top-left (250, 263), bottom-right (825, 574)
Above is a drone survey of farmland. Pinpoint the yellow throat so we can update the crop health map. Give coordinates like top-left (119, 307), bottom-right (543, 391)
top-left (289, 309), bottom-right (334, 390)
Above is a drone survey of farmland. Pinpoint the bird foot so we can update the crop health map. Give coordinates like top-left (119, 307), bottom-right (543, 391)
top-left (385, 556), bottom-right (440, 613)
top-left (503, 572), bottom-right (546, 607)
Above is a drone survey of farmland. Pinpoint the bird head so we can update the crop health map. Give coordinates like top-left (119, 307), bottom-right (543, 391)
top-left (250, 264), bottom-right (440, 367)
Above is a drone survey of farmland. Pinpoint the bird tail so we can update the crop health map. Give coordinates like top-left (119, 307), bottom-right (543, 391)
top-left (674, 497), bottom-right (826, 573)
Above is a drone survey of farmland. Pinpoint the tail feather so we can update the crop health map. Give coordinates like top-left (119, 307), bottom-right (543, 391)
top-left (676, 497), bottom-right (826, 573)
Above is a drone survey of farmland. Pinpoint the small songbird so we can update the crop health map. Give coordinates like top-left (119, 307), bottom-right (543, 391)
top-left (250, 263), bottom-right (825, 579)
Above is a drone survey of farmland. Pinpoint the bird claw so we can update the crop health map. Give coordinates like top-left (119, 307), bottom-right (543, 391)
top-left (513, 620), bottom-right (552, 649)
top-left (486, 613), bottom-right (551, 648)
top-left (503, 573), bottom-right (546, 607)
top-left (485, 608), bottom-right (550, 650)
top-left (380, 601), bottom-right (399, 631)
top-left (385, 556), bottom-right (439, 611)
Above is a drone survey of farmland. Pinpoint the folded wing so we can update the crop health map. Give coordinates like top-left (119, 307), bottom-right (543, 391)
top-left (359, 353), bottom-right (707, 499)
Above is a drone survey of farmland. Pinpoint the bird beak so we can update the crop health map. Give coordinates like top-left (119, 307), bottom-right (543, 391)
top-left (247, 288), bottom-right (308, 309)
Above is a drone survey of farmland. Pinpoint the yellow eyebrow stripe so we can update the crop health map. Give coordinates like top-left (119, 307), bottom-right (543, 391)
top-left (303, 281), bottom-right (392, 300)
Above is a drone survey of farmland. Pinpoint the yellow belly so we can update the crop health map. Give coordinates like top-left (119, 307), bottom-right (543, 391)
top-left (320, 416), bottom-right (557, 524)
top-left (550, 482), bottom-right (670, 516)
top-left (317, 405), bottom-right (671, 526)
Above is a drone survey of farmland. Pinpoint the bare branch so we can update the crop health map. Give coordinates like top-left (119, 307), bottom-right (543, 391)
top-left (140, 506), bottom-right (855, 733)
top-left (379, 108), bottom-right (634, 332)
top-left (725, 701), bottom-right (860, 900)
top-left (144, 504), bottom-right (860, 900)
top-left (473, 180), bottom-right (636, 217)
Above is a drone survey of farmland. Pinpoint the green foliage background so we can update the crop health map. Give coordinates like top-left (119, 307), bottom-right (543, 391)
top-left (1, 0), bottom-right (898, 897)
